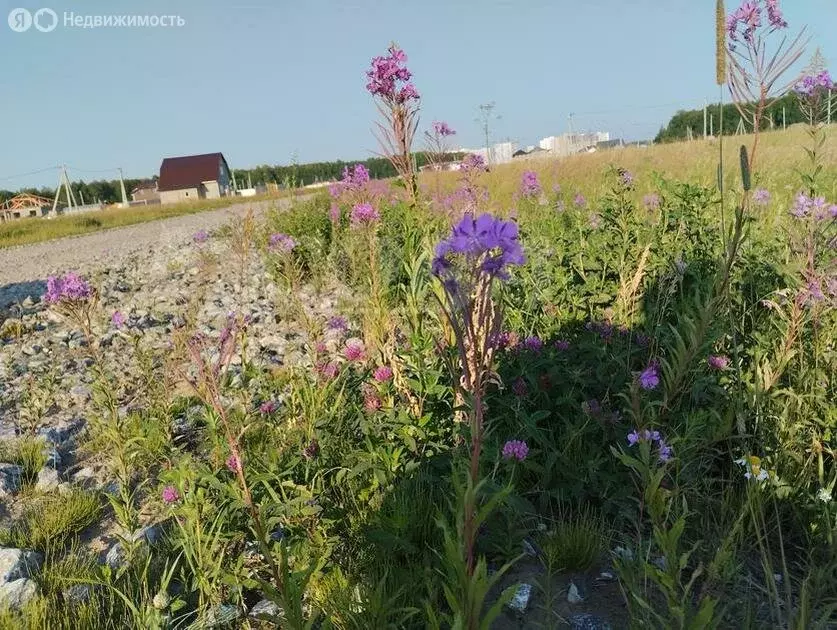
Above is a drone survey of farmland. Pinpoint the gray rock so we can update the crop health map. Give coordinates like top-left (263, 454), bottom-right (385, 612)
top-left (568, 613), bottom-right (613, 630)
top-left (72, 466), bottom-right (97, 488)
top-left (0, 548), bottom-right (43, 584)
top-left (0, 464), bottom-right (22, 497)
top-left (62, 584), bottom-right (93, 605)
top-left (249, 598), bottom-right (282, 620)
top-left (21, 344), bottom-right (42, 356)
top-left (69, 385), bottom-right (92, 405)
top-left (35, 467), bottom-right (60, 491)
top-left (507, 583), bottom-right (532, 614)
top-left (206, 603), bottom-right (240, 626)
top-left (130, 523), bottom-right (165, 545)
top-left (105, 543), bottom-right (126, 570)
top-left (567, 581), bottom-right (584, 604)
top-left (0, 578), bottom-right (40, 610)
top-left (38, 418), bottom-right (85, 447)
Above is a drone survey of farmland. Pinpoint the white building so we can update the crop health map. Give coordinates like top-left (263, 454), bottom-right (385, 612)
top-left (459, 141), bottom-right (517, 165)
top-left (537, 131), bottom-right (611, 158)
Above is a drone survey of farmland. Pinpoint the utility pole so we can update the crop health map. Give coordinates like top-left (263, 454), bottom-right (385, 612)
top-left (52, 165), bottom-right (77, 215)
top-left (476, 102), bottom-right (500, 166)
top-left (79, 189), bottom-right (85, 206)
top-left (117, 168), bottom-right (129, 208)
top-left (783, 107), bottom-right (786, 130)
top-left (710, 114), bottom-right (714, 136)
top-left (703, 98), bottom-right (708, 138)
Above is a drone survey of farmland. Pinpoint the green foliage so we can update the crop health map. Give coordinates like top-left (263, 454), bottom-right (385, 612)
top-left (0, 437), bottom-right (46, 486)
top-left (0, 490), bottom-right (102, 553)
top-left (539, 506), bottom-right (610, 573)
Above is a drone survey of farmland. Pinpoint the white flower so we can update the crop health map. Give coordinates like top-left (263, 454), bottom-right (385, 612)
top-left (817, 488), bottom-right (831, 503)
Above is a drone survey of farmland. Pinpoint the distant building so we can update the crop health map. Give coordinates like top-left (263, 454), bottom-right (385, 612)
top-left (0, 193), bottom-right (52, 222)
top-left (157, 152), bottom-right (232, 204)
top-left (460, 141), bottom-right (517, 165)
top-left (130, 181), bottom-right (159, 203)
top-left (538, 132), bottom-right (612, 157)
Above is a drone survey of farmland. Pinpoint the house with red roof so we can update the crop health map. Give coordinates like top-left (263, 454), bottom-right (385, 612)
top-left (157, 152), bottom-right (231, 204)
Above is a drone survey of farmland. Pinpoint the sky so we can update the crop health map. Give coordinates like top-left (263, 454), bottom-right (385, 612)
top-left (1, 0), bottom-right (835, 190)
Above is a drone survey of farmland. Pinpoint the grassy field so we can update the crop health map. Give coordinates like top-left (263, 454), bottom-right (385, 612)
top-left (0, 193), bottom-right (291, 249)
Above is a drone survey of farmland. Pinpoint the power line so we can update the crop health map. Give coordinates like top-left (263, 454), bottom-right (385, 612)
top-left (0, 166), bottom-right (59, 183)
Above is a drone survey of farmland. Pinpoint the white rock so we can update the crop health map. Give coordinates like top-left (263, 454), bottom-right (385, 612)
top-left (567, 581), bottom-right (584, 604)
top-left (249, 598), bottom-right (282, 620)
top-left (35, 467), bottom-right (60, 491)
top-left (507, 583), bottom-right (532, 613)
top-left (0, 548), bottom-right (42, 585)
top-left (0, 578), bottom-right (39, 609)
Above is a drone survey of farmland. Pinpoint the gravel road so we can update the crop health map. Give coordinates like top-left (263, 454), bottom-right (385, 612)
top-left (0, 197), bottom-right (304, 308)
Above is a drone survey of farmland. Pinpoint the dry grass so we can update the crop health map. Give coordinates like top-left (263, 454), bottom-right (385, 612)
top-left (0, 191), bottom-right (296, 249)
top-left (421, 124), bottom-right (837, 213)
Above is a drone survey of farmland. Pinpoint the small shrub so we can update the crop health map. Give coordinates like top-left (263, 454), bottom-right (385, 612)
top-left (539, 506), bottom-right (610, 573)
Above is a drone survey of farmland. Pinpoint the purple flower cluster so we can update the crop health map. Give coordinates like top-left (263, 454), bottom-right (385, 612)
top-left (373, 365), bottom-right (393, 382)
top-left (350, 202), bottom-right (381, 228)
top-left (268, 232), bottom-right (297, 253)
top-left (111, 310), bottom-right (126, 329)
top-left (791, 193), bottom-right (837, 220)
top-left (794, 70), bottom-right (834, 96)
top-left (523, 336), bottom-right (543, 353)
top-left (162, 485), bottom-right (180, 504)
top-left (752, 188), bottom-right (771, 206)
top-left (432, 213), bottom-right (526, 281)
top-left (643, 193), bottom-right (661, 211)
top-left (329, 163), bottom-right (371, 199)
top-left (618, 169), bottom-right (634, 188)
top-left (432, 121), bottom-right (456, 137)
top-left (727, 0), bottom-right (786, 45)
top-left (708, 354), bottom-right (730, 370)
top-left (627, 429), bottom-right (673, 463)
top-left (639, 362), bottom-right (661, 390)
top-left (344, 339), bottom-right (366, 362)
top-left (365, 45), bottom-right (419, 104)
top-left (193, 229), bottom-right (209, 244)
top-left (44, 272), bottom-right (93, 304)
top-left (574, 193), bottom-right (587, 208)
top-left (520, 170), bottom-right (541, 198)
top-left (460, 153), bottom-right (487, 173)
top-left (226, 454), bottom-right (241, 473)
top-left (502, 439), bottom-right (529, 462)
top-left (259, 400), bottom-right (279, 414)
top-left (327, 315), bottom-right (348, 331)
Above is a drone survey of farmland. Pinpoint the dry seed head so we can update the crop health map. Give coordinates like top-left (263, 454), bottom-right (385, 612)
top-left (716, 0), bottom-right (727, 85)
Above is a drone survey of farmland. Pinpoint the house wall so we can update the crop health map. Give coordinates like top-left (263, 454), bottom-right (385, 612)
top-left (132, 188), bottom-right (159, 203)
top-left (202, 181), bottom-right (221, 199)
top-left (160, 188), bottom-right (201, 204)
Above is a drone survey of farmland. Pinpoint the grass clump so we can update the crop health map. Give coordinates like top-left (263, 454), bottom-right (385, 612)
top-left (539, 507), bottom-right (610, 573)
top-left (0, 437), bottom-right (47, 486)
top-left (0, 490), bottom-right (101, 552)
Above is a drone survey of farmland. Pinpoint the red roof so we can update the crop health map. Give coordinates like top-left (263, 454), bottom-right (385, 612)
top-left (158, 153), bottom-right (228, 192)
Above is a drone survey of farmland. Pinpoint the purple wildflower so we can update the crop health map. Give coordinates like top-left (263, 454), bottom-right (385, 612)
top-left (268, 233), bottom-right (297, 253)
top-left (589, 213), bottom-right (602, 229)
top-left (752, 188), bottom-right (771, 206)
top-left (366, 45), bottom-right (418, 104)
top-left (111, 310), bottom-right (126, 329)
top-left (193, 230), bottom-right (209, 244)
top-left (502, 440), bottom-right (529, 462)
top-left (512, 377), bottom-right (528, 397)
top-left (226, 454), bottom-right (241, 473)
top-left (259, 400), bottom-right (278, 414)
top-left (162, 486), bottom-right (180, 504)
top-left (432, 213), bottom-right (526, 281)
top-left (627, 428), bottom-right (673, 462)
top-left (520, 170), bottom-right (542, 197)
top-left (316, 361), bottom-right (340, 381)
top-left (327, 315), bottom-right (348, 331)
top-left (329, 203), bottom-right (341, 223)
top-left (627, 430), bottom-right (641, 446)
top-left (639, 363), bottom-right (661, 390)
top-left (574, 193), bottom-right (587, 208)
top-left (658, 439), bottom-right (674, 462)
top-left (344, 339), bottom-right (366, 362)
top-left (554, 339), bottom-right (570, 351)
top-left (43, 273), bottom-right (93, 304)
top-left (708, 354), bottom-right (730, 370)
top-left (373, 365), bottom-right (393, 382)
top-left (619, 169), bottom-right (634, 188)
top-left (432, 121), bottom-right (456, 137)
top-left (523, 336), bottom-right (543, 353)
top-left (350, 203), bottom-right (380, 228)
top-left (460, 153), bottom-right (487, 173)
top-left (643, 193), bottom-right (661, 211)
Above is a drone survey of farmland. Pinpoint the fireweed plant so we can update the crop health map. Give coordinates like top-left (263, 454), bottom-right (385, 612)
top-left (366, 44), bottom-right (421, 206)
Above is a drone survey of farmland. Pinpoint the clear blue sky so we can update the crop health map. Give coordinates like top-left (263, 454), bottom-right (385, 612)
top-left (1, 0), bottom-right (834, 189)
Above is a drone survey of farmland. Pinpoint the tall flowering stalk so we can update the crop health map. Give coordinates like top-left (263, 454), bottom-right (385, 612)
top-left (726, 0), bottom-right (807, 172)
top-left (432, 213), bottom-right (525, 575)
top-left (366, 44), bottom-right (420, 206)
top-left (181, 314), bottom-right (285, 594)
top-left (350, 202), bottom-right (388, 353)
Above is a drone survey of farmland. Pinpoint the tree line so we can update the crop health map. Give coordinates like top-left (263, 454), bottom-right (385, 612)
top-left (654, 93), bottom-right (825, 142)
top-left (1, 153), bottom-right (465, 206)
